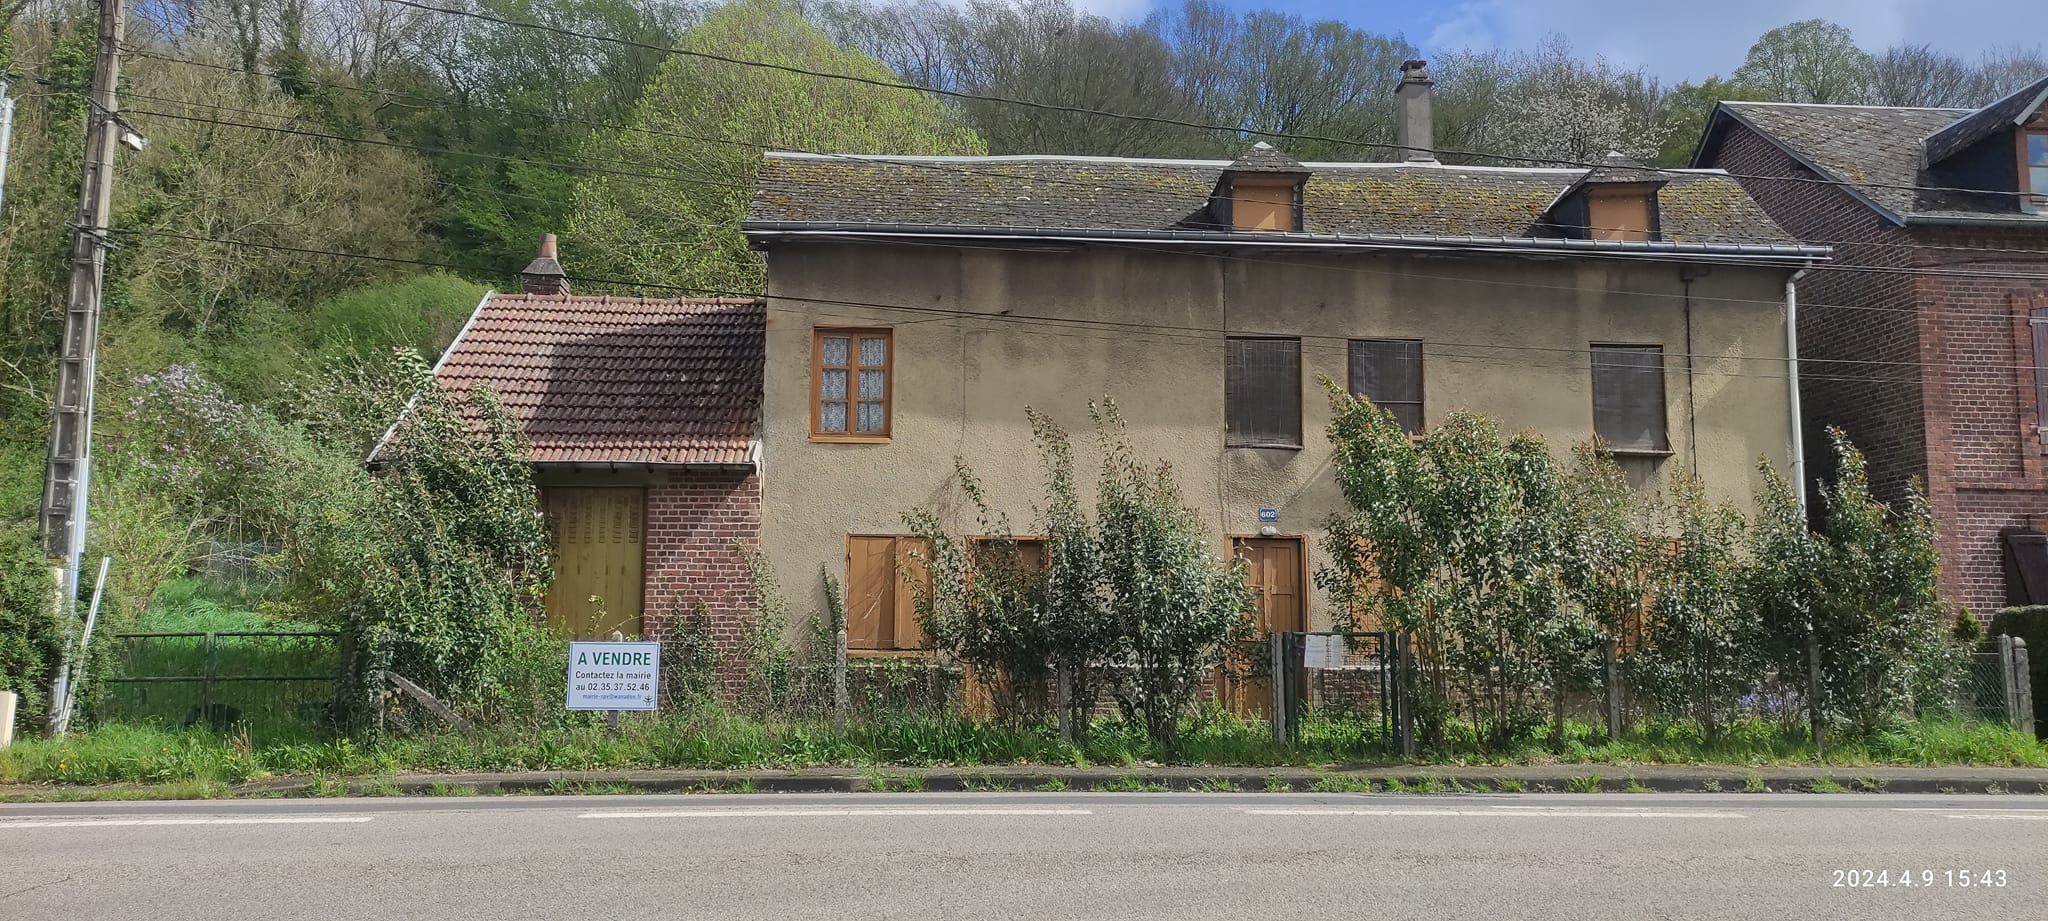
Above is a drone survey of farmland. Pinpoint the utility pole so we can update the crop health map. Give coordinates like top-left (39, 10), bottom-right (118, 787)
top-left (41, 0), bottom-right (128, 733)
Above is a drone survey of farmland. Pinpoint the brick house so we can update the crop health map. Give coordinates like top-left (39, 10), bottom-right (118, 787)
top-left (389, 236), bottom-right (766, 653)
top-left (1693, 76), bottom-right (2048, 614)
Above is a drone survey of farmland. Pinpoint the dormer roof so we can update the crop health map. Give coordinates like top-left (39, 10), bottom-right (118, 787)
top-left (1924, 75), bottom-right (2048, 166)
top-left (1221, 141), bottom-right (1309, 176)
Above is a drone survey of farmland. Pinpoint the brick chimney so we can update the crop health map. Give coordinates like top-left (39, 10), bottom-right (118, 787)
top-left (521, 233), bottom-right (570, 296)
top-left (1395, 59), bottom-right (1436, 164)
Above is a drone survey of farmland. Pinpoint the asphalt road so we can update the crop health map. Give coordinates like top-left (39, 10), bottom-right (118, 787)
top-left (3, 792), bottom-right (2044, 920)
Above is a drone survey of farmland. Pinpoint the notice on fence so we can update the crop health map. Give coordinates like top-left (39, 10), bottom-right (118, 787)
top-left (1302, 634), bottom-right (1349, 670)
top-left (566, 641), bottom-right (660, 711)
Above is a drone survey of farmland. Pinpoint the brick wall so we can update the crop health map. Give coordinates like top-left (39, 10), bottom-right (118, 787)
top-left (642, 469), bottom-right (761, 695)
top-left (1708, 119), bottom-right (2048, 612)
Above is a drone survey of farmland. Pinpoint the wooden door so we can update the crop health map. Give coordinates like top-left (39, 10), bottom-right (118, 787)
top-left (543, 487), bottom-right (645, 639)
top-left (1225, 537), bottom-right (1306, 717)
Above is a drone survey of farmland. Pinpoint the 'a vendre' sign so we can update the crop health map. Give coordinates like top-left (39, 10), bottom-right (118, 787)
top-left (566, 641), bottom-right (660, 711)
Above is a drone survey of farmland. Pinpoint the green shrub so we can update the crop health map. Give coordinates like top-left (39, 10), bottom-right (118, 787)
top-left (0, 524), bottom-right (59, 733)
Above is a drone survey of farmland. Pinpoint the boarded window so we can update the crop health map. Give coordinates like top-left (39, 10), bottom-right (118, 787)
top-left (2033, 308), bottom-right (2048, 436)
top-left (1348, 338), bottom-right (1424, 434)
top-left (846, 535), bottom-right (930, 652)
top-left (1230, 179), bottom-right (1297, 231)
top-left (1226, 337), bottom-right (1302, 447)
top-left (1587, 189), bottom-right (1654, 241)
top-left (813, 329), bottom-right (891, 439)
top-left (1591, 345), bottom-right (1669, 453)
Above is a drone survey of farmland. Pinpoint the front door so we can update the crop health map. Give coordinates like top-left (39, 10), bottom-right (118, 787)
top-left (543, 487), bottom-right (645, 639)
top-left (1224, 537), bottom-right (1305, 716)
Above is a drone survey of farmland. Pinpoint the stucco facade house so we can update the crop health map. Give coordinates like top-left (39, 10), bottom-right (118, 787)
top-left (397, 237), bottom-right (766, 659)
top-left (1693, 76), bottom-right (2048, 613)
top-left (742, 63), bottom-right (1828, 650)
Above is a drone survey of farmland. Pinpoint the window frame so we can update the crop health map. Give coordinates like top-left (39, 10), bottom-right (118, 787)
top-left (1347, 337), bottom-right (1425, 435)
top-left (2031, 307), bottom-right (2048, 444)
top-left (1589, 343), bottom-right (1672, 456)
top-left (2023, 129), bottom-right (2047, 215)
top-left (1225, 336), bottom-right (1304, 449)
top-left (811, 328), bottom-right (893, 443)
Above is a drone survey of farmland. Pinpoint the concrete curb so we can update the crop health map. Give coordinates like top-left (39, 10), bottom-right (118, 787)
top-left (226, 763), bottom-right (2048, 798)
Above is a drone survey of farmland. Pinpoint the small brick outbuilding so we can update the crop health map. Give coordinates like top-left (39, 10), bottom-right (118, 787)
top-left (404, 235), bottom-right (766, 649)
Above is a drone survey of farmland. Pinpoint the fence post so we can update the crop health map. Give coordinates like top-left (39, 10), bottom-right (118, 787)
top-left (1055, 664), bottom-right (1072, 743)
top-left (833, 627), bottom-right (848, 734)
top-left (1603, 636), bottom-right (1623, 740)
top-left (2012, 638), bottom-right (2035, 740)
top-left (1807, 635), bottom-right (1826, 760)
top-left (1397, 633), bottom-right (1416, 758)
top-left (1998, 634), bottom-right (2020, 731)
top-left (1269, 632), bottom-right (1286, 745)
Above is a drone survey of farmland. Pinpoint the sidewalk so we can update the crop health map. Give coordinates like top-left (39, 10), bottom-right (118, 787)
top-left (223, 763), bottom-right (2048, 797)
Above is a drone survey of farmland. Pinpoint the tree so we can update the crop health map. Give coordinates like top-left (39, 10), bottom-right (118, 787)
top-left (1092, 402), bottom-right (1252, 747)
top-left (1635, 474), bottom-right (1757, 737)
top-left (1652, 76), bottom-right (1769, 167)
top-left (1732, 19), bottom-right (1872, 104)
top-left (1434, 37), bottom-right (1668, 166)
top-left (569, 0), bottom-right (984, 293)
top-left (1869, 44), bottom-right (1981, 107)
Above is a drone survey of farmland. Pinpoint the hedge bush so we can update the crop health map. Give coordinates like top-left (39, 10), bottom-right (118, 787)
top-left (0, 523), bottom-right (59, 734)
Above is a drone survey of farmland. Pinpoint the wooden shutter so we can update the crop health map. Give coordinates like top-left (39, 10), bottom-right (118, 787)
top-left (1591, 345), bottom-right (1669, 452)
top-left (1348, 339), bottom-right (1424, 434)
top-left (542, 487), bottom-right (644, 640)
top-left (846, 536), bottom-right (896, 650)
top-left (2032, 308), bottom-right (2048, 437)
top-left (1226, 338), bottom-right (1303, 447)
top-left (893, 537), bottom-right (930, 650)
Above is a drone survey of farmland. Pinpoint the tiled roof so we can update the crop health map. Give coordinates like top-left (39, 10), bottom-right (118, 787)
top-left (745, 152), bottom-right (1801, 246)
top-left (1579, 152), bottom-right (1667, 186)
top-left (1924, 76), bottom-right (2048, 165)
top-left (1224, 142), bottom-right (1308, 174)
top-left (1714, 98), bottom-right (2048, 223)
top-left (416, 293), bottom-right (764, 466)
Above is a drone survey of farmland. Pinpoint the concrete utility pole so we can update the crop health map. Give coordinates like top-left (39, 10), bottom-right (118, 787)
top-left (41, 0), bottom-right (129, 732)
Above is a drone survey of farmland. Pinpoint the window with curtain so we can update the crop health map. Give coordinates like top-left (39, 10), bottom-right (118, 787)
top-left (1591, 345), bottom-right (1669, 453)
top-left (1348, 338), bottom-right (1424, 434)
top-left (813, 329), bottom-right (891, 440)
top-left (1226, 337), bottom-right (1303, 447)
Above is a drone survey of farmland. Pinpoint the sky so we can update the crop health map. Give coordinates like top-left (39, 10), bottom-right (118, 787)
top-left (1069, 0), bottom-right (2048, 84)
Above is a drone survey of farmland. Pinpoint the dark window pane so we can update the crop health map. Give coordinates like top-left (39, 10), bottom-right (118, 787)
top-left (1227, 338), bottom-right (1302, 447)
top-left (1591, 346), bottom-right (1668, 452)
top-left (1349, 339), bottom-right (1424, 434)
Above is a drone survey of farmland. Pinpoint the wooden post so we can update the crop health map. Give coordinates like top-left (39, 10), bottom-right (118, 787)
top-left (1397, 633), bottom-right (1416, 759)
top-left (1261, 630), bottom-right (1277, 744)
top-left (606, 709), bottom-right (621, 739)
top-left (1999, 634), bottom-right (2020, 731)
top-left (833, 627), bottom-right (848, 734)
top-left (1807, 636), bottom-right (1826, 760)
top-left (384, 671), bottom-right (478, 739)
top-left (1055, 664), bottom-right (1072, 743)
top-left (1603, 636), bottom-right (1623, 740)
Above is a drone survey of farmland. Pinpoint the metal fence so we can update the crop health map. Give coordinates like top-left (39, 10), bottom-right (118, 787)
top-left (1271, 631), bottom-right (1402, 751)
top-left (92, 631), bottom-right (343, 743)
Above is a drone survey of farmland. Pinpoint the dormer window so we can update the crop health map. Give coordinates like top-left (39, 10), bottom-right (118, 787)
top-left (1213, 142), bottom-right (1310, 233)
top-left (2025, 129), bottom-right (2046, 214)
top-left (1547, 152), bottom-right (1667, 242)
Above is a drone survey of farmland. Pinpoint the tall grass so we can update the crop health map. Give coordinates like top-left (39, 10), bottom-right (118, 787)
top-left (7, 713), bottom-right (2043, 788)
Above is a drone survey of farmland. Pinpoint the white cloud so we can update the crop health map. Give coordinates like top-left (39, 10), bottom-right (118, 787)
top-left (1425, 0), bottom-right (2045, 83)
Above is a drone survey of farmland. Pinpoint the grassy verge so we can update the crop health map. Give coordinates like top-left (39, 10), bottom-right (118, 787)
top-left (5, 712), bottom-right (2044, 789)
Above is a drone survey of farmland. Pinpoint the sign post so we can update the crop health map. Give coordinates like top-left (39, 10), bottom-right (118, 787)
top-left (566, 641), bottom-right (660, 725)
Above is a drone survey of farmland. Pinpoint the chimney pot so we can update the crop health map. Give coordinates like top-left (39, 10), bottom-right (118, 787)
top-left (1395, 59), bottom-right (1436, 163)
top-left (521, 233), bottom-right (569, 296)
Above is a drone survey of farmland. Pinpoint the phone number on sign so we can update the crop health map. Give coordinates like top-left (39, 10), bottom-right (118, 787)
top-left (1833, 869), bottom-right (2008, 888)
top-left (574, 682), bottom-right (652, 693)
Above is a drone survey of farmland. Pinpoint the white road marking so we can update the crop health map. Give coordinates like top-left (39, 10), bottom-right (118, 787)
top-left (581, 807), bottom-right (1093, 819)
top-left (1939, 813), bottom-right (2048, 821)
top-left (1893, 808), bottom-right (2048, 813)
top-left (0, 816), bottom-right (375, 829)
top-left (1244, 808), bottom-right (1745, 818)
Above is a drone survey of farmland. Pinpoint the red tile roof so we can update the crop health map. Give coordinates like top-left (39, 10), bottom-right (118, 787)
top-left (425, 292), bottom-right (764, 466)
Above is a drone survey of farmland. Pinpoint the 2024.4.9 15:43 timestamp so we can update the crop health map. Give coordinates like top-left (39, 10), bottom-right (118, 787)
top-left (1833, 869), bottom-right (2008, 888)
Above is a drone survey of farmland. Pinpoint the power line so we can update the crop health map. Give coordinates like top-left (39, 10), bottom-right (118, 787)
top-left (93, 49), bottom-right (2048, 279)
top-left (383, 0), bottom-right (2040, 203)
